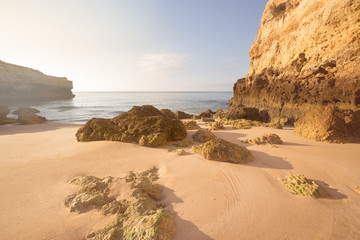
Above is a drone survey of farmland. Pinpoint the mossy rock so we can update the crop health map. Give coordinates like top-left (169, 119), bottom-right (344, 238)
top-left (67, 168), bottom-right (176, 240)
top-left (175, 140), bottom-right (193, 147)
top-left (283, 174), bottom-right (322, 197)
top-left (183, 120), bottom-right (201, 130)
top-left (191, 138), bottom-right (254, 164)
top-left (207, 122), bottom-right (225, 131)
top-left (192, 129), bottom-right (216, 143)
top-left (76, 105), bottom-right (187, 147)
top-left (244, 133), bottom-right (283, 145)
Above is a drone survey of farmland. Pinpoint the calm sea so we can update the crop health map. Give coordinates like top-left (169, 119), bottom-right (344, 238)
top-left (7, 92), bottom-right (233, 123)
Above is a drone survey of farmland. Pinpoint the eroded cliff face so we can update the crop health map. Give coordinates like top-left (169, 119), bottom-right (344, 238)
top-left (232, 0), bottom-right (360, 119)
top-left (0, 60), bottom-right (74, 101)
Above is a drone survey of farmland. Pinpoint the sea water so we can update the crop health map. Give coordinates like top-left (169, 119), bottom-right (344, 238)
top-left (6, 92), bottom-right (233, 122)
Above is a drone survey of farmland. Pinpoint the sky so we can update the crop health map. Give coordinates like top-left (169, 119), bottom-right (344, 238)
top-left (0, 0), bottom-right (268, 92)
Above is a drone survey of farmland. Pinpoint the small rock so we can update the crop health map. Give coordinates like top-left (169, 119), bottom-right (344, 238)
top-left (191, 138), bottom-right (254, 164)
top-left (183, 120), bottom-right (201, 130)
top-left (192, 129), bottom-right (216, 143)
top-left (244, 133), bottom-right (283, 145)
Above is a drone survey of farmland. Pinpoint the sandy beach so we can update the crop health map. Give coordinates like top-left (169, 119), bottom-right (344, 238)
top-left (0, 122), bottom-right (359, 240)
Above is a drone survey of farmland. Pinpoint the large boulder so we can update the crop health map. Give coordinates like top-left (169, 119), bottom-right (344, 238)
top-left (191, 138), bottom-right (254, 164)
top-left (294, 106), bottom-right (360, 143)
top-left (76, 105), bottom-right (187, 147)
top-left (192, 129), bottom-right (216, 143)
top-left (0, 106), bottom-right (10, 121)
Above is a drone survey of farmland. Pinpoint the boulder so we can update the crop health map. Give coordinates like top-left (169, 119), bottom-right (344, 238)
top-left (183, 120), bottom-right (201, 130)
top-left (76, 105), bottom-right (187, 147)
top-left (18, 110), bottom-right (47, 124)
top-left (294, 106), bottom-right (360, 143)
top-left (176, 111), bottom-right (192, 119)
top-left (244, 133), bottom-right (283, 145)
top-left (191, 138), bottom-right (253, 164)
top-left (192, 129), bottom-right (216, 143)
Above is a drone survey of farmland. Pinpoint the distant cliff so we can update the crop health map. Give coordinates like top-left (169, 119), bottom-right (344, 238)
top-left (0, 60), bottom-right (74, 101)
top-left (232, 0), bottom-right (360, 119)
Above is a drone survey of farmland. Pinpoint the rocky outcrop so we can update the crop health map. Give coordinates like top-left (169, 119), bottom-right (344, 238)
top-left (0, 60), bottom-right (74, 101)
top-left (294, 106), bottom-right (360, 143)
top-left (76, 105), bottom-right (187, 147)
top-left (231, 0), bottom-right (360, 120)
top-left (191, 138), bottom-right (254, 164)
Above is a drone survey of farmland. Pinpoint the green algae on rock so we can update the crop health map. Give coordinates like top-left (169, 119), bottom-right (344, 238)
top-left (283, 174), bottom-right (322, 197)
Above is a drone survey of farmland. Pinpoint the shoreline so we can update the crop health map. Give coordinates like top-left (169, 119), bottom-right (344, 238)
top-left (1, 122), bottom-right (360, 239)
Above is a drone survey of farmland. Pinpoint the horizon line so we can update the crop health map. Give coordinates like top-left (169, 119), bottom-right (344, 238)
top-left (73, 90), bottom-right (233, 93)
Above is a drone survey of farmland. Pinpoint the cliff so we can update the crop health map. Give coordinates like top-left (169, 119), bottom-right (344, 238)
top-left (232, 0), bottom-right (360, 120)
top-left (0, 60), bottom-right (74, 101)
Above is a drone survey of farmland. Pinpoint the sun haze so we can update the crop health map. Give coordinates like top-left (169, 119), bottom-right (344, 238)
top-left (0, 0), bottom-right (268, 91)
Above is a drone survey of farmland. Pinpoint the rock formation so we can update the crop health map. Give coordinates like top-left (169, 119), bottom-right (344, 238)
top-left (191, 138), bottom-right (254, 164)
top-left (65, 168), bottom-right (176, 240)
top-left (206, 122), bottom-right (225, 131)
top-left (192, 129), bottom-right (216, 143)
top-left (283, 174), bottom-right (325, 197)
top-left (76, 105), bottom-right (187, 147)
top-left (231, 0), bottom-right (360, 120)
top-left (0, 60), bottom-right (74, 101)
top-left (183, 120), bottom-right (201, 130)
top-left (244, 133), bottom-right (283, 145)
top-left (176, 111), bottom-right (193, 119)
top-left (294, 106), bottom-right (360, 143)
top-left (12, 107), bottom-right (47, 124)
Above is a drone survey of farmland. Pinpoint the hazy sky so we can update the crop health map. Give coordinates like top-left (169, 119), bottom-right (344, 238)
top-left (0, 0), bottom-right (268, 91)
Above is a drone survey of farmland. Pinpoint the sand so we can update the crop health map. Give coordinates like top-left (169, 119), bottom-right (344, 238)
top-left (0, 122), bottom-right (360, 240)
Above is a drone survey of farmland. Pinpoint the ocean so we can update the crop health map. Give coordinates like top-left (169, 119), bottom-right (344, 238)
top-left (6, 92), bottom-right (233, 122)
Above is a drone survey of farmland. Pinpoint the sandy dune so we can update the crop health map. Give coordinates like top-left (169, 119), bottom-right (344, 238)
top-left (0, 122), bottom-right (359, 239)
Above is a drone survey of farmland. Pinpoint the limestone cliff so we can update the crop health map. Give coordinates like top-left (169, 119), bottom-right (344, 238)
top-left (232, 0), bottom-right (360, 119)
top-left (0, 60), bottom-right (74, 101)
